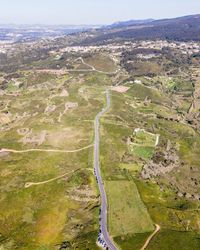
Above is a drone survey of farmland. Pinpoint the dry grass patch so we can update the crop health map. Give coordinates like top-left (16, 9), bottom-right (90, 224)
top-left (45, 127), bottom-right (86, 149)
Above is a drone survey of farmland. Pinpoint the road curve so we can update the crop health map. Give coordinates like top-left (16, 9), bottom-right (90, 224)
top-left (94, 89), bottom-right (118, 250)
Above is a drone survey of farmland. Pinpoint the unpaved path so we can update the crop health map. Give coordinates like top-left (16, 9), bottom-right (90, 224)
top-left (155, 134), bottom-right (160, 147)
top-left (75, 57), bottom-right (96, 71)
top-left (35, 57), bottom-right (118, 75)
top-left (140, 224), bottom-right (160, 250)
top-left (24, 168), bottom-right (94, 188)
top-left (24, 169), bottom-right (81, 188)
top-left (0, 144), bottom-right (93, 154)
top-left (76, 57), bottom-right (119, 75)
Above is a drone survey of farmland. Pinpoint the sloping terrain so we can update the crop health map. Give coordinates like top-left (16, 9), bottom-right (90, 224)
top-left (0, 33), bottom-right (200, 250)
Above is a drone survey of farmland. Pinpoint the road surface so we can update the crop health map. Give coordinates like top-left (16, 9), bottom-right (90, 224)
top-left (94, 89), bottom-right (118, 250)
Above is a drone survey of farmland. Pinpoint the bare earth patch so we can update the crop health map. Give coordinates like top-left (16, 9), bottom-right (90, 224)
top-left (46, 127), bottom-right (82, 148)
top-left (0, 151), bottom-right (10, 158)
top-left (45, 105), bottom-right (56, 114)
top-left (112, 86), bottom-right (130, 93)
top-left (60, 89), bottom-right (69, 97)
top-left (69, 185), bottom-right (98, 202)
top-left (20, 130), bottom-right (47, 146)
top-left (35, 69), bottom-right (67, 75)
top-left (65, 102), bottom-right (78, 111)
top-left (17, 128), bottom-right (30, 136)
top-left (0, 112), bottom-right (11, 124)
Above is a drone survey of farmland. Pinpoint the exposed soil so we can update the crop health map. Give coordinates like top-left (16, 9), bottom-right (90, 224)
top-left (112, 86), bottom-right (130, 93)
top-left (141, 147), bottom-right (180, 179)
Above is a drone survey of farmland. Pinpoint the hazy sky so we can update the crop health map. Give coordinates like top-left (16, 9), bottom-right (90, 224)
top-left (0, 0), bottom-right (200, 25)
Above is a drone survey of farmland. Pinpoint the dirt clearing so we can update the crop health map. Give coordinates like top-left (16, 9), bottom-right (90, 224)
top-left (112, 86), bottom-right (130, 93)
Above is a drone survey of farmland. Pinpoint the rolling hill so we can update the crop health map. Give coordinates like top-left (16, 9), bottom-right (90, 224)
top-left (80, 14), bottom-right (200, 45)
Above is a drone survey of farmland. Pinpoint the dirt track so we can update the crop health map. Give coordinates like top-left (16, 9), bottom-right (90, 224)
top-left (35, 57), bottom-right (118, 75)
top-left (0, 144), bottom-right (93, 154)
top-left (24, 169), bottom-right (81, 188)
top-left (140, 224), bottom-right (160, 250)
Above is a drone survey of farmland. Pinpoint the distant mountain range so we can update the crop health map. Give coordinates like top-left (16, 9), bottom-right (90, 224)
top-left (106, 19), bottom-right (154, 29)
top-left (80, 14), bottom-right (200, 45)
top-left (1, 14), bottom-right (200, 44)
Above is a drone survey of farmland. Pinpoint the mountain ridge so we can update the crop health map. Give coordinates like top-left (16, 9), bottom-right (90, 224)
top-left (80, 14), bottom-right (200, 45)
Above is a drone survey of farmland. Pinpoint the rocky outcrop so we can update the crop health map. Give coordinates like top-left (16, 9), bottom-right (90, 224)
top-left (141, 147), bottom-right (180, 179)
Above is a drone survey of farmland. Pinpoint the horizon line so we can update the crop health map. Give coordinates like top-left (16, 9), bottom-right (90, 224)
top-left (0, 13), bottom-right (199, 26)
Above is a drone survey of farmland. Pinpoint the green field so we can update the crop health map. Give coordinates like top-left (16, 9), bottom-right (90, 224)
top-left (106, 180), bottom-right (154, 236)
top-left (114, 232), bottom-right (151, 250)
top-left (148, 230), bottom-right (200, 250)
top-left (129, 129), bottom-right (157, 160)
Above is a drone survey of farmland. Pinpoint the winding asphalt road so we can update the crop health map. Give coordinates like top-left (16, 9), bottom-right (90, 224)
top-left (94, 89), bottom-right (118, 250)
